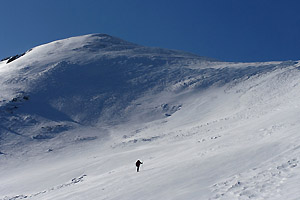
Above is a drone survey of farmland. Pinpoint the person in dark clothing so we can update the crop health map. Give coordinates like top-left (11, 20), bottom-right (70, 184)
top-left (136, 160), bottom-right (143, 172)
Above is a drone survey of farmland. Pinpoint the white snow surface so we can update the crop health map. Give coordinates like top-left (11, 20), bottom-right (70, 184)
top-left (1, 34), bottom-right (300, 200)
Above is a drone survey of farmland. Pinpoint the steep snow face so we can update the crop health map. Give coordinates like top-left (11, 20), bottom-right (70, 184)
top-left (1, 34), bottom-right (300, 200)
top-left (0, 34), bottom-right (214, 119)
top-left (0, 34), bottom-right (215, 151)
top-left (0, 33), bottom-right (237, 149)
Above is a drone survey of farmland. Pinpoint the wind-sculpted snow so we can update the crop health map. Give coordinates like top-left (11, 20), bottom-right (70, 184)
top-left (1, 174), bottom-right (87, 200)
top-left (1, 34), bottom-right (300, 200)
top-left (0, 34), bottom-right (284, 148)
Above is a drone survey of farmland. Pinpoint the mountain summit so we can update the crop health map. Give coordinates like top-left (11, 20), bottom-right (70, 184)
top-left (1, 34), bottom-right (300, 200)
top-left (0, 34), bottom-right (217, 139)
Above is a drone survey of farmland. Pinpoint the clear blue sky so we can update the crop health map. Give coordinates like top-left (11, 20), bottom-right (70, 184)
top-left (1, 0), bottom-right (300, 62)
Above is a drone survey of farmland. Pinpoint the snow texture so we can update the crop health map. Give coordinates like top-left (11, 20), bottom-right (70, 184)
top-left (1, 34), bottom-right (300, 200)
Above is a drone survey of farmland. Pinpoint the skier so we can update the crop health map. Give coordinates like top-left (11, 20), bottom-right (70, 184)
top-left (136, 160), bottom-right (143, 172)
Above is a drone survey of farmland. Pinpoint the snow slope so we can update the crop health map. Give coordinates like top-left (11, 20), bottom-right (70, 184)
top-left (0, 34), bottom-right (300, 200)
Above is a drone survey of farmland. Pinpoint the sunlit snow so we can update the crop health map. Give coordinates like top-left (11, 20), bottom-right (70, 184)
top-left (1, 34), bottom-right (300, 200)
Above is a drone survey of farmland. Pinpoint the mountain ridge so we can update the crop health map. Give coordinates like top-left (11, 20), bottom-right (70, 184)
top-left (1, 34), bottom-right (300, 200)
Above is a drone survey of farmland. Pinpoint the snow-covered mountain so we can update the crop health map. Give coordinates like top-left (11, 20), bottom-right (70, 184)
top-left (1, 34), bottom-right (300, 200)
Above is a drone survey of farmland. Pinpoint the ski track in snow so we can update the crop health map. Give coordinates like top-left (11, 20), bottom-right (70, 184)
top-left (1, 175), bottom-right (87, 200)
top-left (1, 34), bottom-right (300, 200)
top-left (210, 153), bottom-right (300, 200)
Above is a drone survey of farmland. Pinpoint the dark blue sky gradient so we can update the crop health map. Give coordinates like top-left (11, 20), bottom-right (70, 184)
top-left (1, 0), bottom-right (300, 62)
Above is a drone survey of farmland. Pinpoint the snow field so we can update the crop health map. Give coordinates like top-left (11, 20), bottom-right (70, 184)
top-left (1, 34), bottom-right (300, 199)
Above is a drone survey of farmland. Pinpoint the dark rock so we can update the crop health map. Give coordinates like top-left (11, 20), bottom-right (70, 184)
top-left (1, 56), bottom-right (10, 62)
top-left (23, 96), bottom-right (30, 100)
top-left (7, 55), bottom-right (21, 64)
top-left (32, 134), bottom-right (53, 139)
top-left (6, 51), bottom-right (27, 64)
